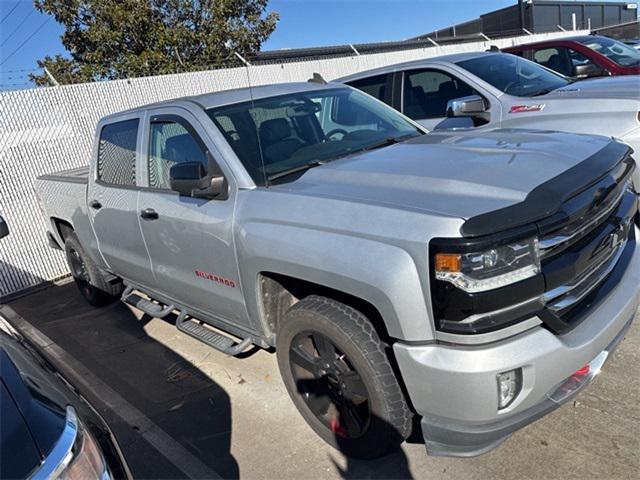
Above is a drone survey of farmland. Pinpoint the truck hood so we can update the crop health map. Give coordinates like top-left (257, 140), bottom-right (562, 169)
top-left (545, 75), bottom-right (640, 100)
top-left (274, 129), bottom-right (613, 221)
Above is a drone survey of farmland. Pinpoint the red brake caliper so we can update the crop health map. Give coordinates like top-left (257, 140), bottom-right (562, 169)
top-left (330, 418), bottom-right (347, 438)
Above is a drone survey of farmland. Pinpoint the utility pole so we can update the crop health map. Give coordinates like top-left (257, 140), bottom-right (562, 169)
top-left (233, 52), bottom-right (251, 67)
top-left (518, 0), bottom-right (526, 34)
top-left (43, 67), bottom-right (59, 86)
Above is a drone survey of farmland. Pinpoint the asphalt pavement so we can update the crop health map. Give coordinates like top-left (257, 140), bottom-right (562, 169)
top-left (5, 280), bottom-right (639, 479)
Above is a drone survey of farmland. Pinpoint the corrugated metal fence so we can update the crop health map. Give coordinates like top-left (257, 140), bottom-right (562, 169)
top-left (0, 30), bottom-right (586, 300)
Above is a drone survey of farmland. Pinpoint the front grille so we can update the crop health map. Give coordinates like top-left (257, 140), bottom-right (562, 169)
top-left (538, 184), bottom-right (637, 334)
top-left (538, 182), bottom-right (627, 255)
top-left (544, 226), bottom-right (630, 314)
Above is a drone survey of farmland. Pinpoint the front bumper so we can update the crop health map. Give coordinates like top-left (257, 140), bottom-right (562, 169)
top-left (393, 227), bottom-right (640, 457)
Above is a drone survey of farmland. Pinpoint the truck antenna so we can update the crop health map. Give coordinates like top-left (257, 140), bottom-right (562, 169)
top-left (308, 73), bottom-right (327, 85)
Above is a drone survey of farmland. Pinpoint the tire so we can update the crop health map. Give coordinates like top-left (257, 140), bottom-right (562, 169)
top-left (64, 232), bottom-right (122, 306)
top-left (276, 295), bottom-right (412, 459)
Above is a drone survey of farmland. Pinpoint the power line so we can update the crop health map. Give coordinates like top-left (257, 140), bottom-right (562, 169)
top-left (1, 9), bottom-right (36, 47)
top-left (0, 17), bottom-right (50, 67)
top-left (1, 73), bottom-right (34, 80)
top-left (0, 81), bottom-right (32, 88)
top-left (0, 2), bottom-right (20, 25)
top-left (0, 67), bottom-right (37, 74)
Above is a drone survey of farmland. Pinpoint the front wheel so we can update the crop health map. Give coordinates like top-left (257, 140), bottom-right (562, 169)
top-left (64, 232), bottom-right (122, 306)
top-left (276, 296), bottom-right (413, 459)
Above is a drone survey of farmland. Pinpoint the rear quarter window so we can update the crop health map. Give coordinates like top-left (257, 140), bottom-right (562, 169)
top-left (97, 119), bottom-right (139, 186)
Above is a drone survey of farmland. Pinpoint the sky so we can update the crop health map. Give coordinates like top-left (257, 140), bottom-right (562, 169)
top-left (0, 0), bottom-right (624, 88)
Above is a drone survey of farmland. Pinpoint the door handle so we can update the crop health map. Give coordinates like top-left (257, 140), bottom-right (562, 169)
top-left (89, 200), bottom-right (102, 210)
top-left (140, 208), bottom-right (159, 221)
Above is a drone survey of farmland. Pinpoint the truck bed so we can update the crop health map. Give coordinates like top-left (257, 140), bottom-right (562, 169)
top-left (37, 166), bottom-right (89, 185)
top-left (35, 166), bottom-right (91, 248)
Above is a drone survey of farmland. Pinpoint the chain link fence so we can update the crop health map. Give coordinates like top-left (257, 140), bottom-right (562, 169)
top-left (0, 30), bottom-right (586, 299)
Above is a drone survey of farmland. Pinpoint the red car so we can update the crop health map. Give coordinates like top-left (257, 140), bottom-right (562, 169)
top-left (504, 35), bottom-right (640, 78)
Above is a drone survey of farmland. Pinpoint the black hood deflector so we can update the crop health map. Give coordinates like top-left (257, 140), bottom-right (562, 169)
top-left (460, 141), bottom-right (635, 238)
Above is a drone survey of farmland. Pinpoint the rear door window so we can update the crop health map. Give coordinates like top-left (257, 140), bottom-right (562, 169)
top-left (97, 119), bottom-right (139, 186)
top-left (346, 74), bottom-right (393, 106)
top-left (402, 69), bottom-right (478, 119)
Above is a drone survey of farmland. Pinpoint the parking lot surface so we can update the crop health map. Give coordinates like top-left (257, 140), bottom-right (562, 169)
top-left (5, 280), bottom-right (639, 479)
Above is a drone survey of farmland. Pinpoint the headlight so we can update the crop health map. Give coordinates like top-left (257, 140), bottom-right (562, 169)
top-left (434, 237), bottom-right (540, 293)
top-left (33, 406), bottom-right (111, 480)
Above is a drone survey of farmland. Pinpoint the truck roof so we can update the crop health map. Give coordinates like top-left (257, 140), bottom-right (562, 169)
top-left (103, 81), bottom-right (342, 121)
top-left (335, 51), bottom-right (493, 83)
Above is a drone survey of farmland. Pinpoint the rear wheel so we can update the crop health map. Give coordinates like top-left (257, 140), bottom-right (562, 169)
top-left (276, 295), bottom-right (412, 459)
top-left (64, 232), bottom-right (122, 306)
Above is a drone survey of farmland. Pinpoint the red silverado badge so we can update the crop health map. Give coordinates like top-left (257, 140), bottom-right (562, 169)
top-left (195, 270), bottom-right (236, 288)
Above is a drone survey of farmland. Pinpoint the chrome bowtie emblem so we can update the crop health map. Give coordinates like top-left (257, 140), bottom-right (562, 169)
top-left (611, 230), bottom-right (622, 249)
top-left (610, 221), bottom-right (629, 250)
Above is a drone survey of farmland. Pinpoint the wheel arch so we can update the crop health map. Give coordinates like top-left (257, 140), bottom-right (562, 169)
top-left (258, 272), bottom-right (392, 345)
top-left (50, 217), bottom-right (74, 243)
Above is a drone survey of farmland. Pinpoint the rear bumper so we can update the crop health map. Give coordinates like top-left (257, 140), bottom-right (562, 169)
top-left (393, 227), bottom-right (640, 457)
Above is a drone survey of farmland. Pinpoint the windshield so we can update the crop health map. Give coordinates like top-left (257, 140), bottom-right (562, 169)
top-left (207, 87), bottom-right (422, 185)
top-left (577, 37), bottom-right (640, 67)
top-left (457, 53), bottom-right (570, 97)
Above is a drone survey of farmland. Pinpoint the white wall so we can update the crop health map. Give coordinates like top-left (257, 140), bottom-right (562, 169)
top-left (0, 30), bottom-right (587, 298)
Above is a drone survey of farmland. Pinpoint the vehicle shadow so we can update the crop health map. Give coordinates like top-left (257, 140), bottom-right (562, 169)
top-left (7, 281), bottom-right (239, 479)
top-left (293, 378), bottom-right (415, 480)
top-left (331, 417), bottom-right (415, 480)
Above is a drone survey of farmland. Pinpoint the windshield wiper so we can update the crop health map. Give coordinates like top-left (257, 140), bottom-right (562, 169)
top-left (530, 88), bottom-right (555, 97)
top-left (362, 134), bottom-right (419, 152)
top-left (266, 160), bottom-right (325, 183)
top-left (266, 134), bottom-right (418, 183)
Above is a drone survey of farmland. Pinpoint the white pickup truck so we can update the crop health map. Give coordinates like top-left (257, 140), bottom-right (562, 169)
top-left (337, 51), bottom-right (640, 192)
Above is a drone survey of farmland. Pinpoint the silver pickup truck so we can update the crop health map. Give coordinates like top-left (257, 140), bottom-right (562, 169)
top-left (36, 81), bottom-right (640, 459)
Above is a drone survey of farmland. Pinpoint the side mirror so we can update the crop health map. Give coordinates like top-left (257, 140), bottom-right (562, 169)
top-left (446, 95), bottom-right (487, 118)
top-left (573, 63), bottom-right (605, 78)
top-left (169, 162), bottom-right (227, 199)
top-left (0, 216), bottom-right (8, 239)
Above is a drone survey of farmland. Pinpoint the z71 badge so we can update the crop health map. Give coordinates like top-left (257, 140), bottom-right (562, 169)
top-left (509, 104), bottom-right (546, 113)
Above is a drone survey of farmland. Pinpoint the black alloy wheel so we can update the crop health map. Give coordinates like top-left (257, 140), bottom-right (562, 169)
top-left (289, 330), bottom-right (371, 439)
top-left (276, 296), bottom-right (413, 459)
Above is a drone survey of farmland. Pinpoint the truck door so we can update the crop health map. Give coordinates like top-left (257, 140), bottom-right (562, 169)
top-left (137, 108), bottom-right (251, 330)
top-left (88, 116), bottom-right (154, 287)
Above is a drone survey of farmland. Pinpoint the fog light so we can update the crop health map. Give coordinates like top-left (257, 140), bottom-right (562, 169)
top-left (497, 369), bottom-right (522, 409)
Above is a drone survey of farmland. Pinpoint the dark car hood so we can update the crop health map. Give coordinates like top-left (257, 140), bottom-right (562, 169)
top-left (276, 129), bottom-right (613, 222)
top-left (0, 314), bottom-right (131, 480)
top-left (0, 322), bottom-right (67, 466)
